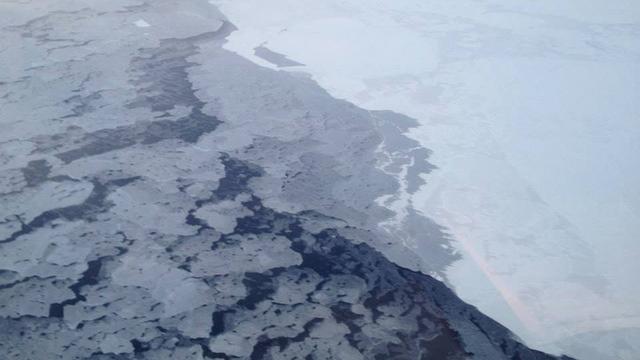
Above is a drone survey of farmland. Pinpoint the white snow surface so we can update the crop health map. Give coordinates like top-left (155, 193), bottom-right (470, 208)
top-left (134, 19), bottom-right (151, 27)
top-left (211, 1), bottom-right (640, 359)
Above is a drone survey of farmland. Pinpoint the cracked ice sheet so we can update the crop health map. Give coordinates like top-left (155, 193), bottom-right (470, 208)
top-left (111, 249), bottom-right (214, 317)
top-left (213, 0), bottom-right (640, 358)
top-left (0, 180), bottom-right (93, 219)
top-left (194, 195), bottom-right (254, 234)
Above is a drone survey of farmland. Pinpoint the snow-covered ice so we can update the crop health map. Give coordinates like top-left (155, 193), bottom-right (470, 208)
top-left (134, 19), bottom-right (151, 28)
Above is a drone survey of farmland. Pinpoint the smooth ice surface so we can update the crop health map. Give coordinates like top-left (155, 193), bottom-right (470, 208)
top-left (213, 0), bottom-right (640, 358)
top-left (134, 19), bottom-right (151, 28)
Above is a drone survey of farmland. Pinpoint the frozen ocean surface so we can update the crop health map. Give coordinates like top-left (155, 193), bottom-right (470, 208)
top-left (0, 1), bottom-right (582, 359)
top-left (213, 0), bottom-right (640, 359)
